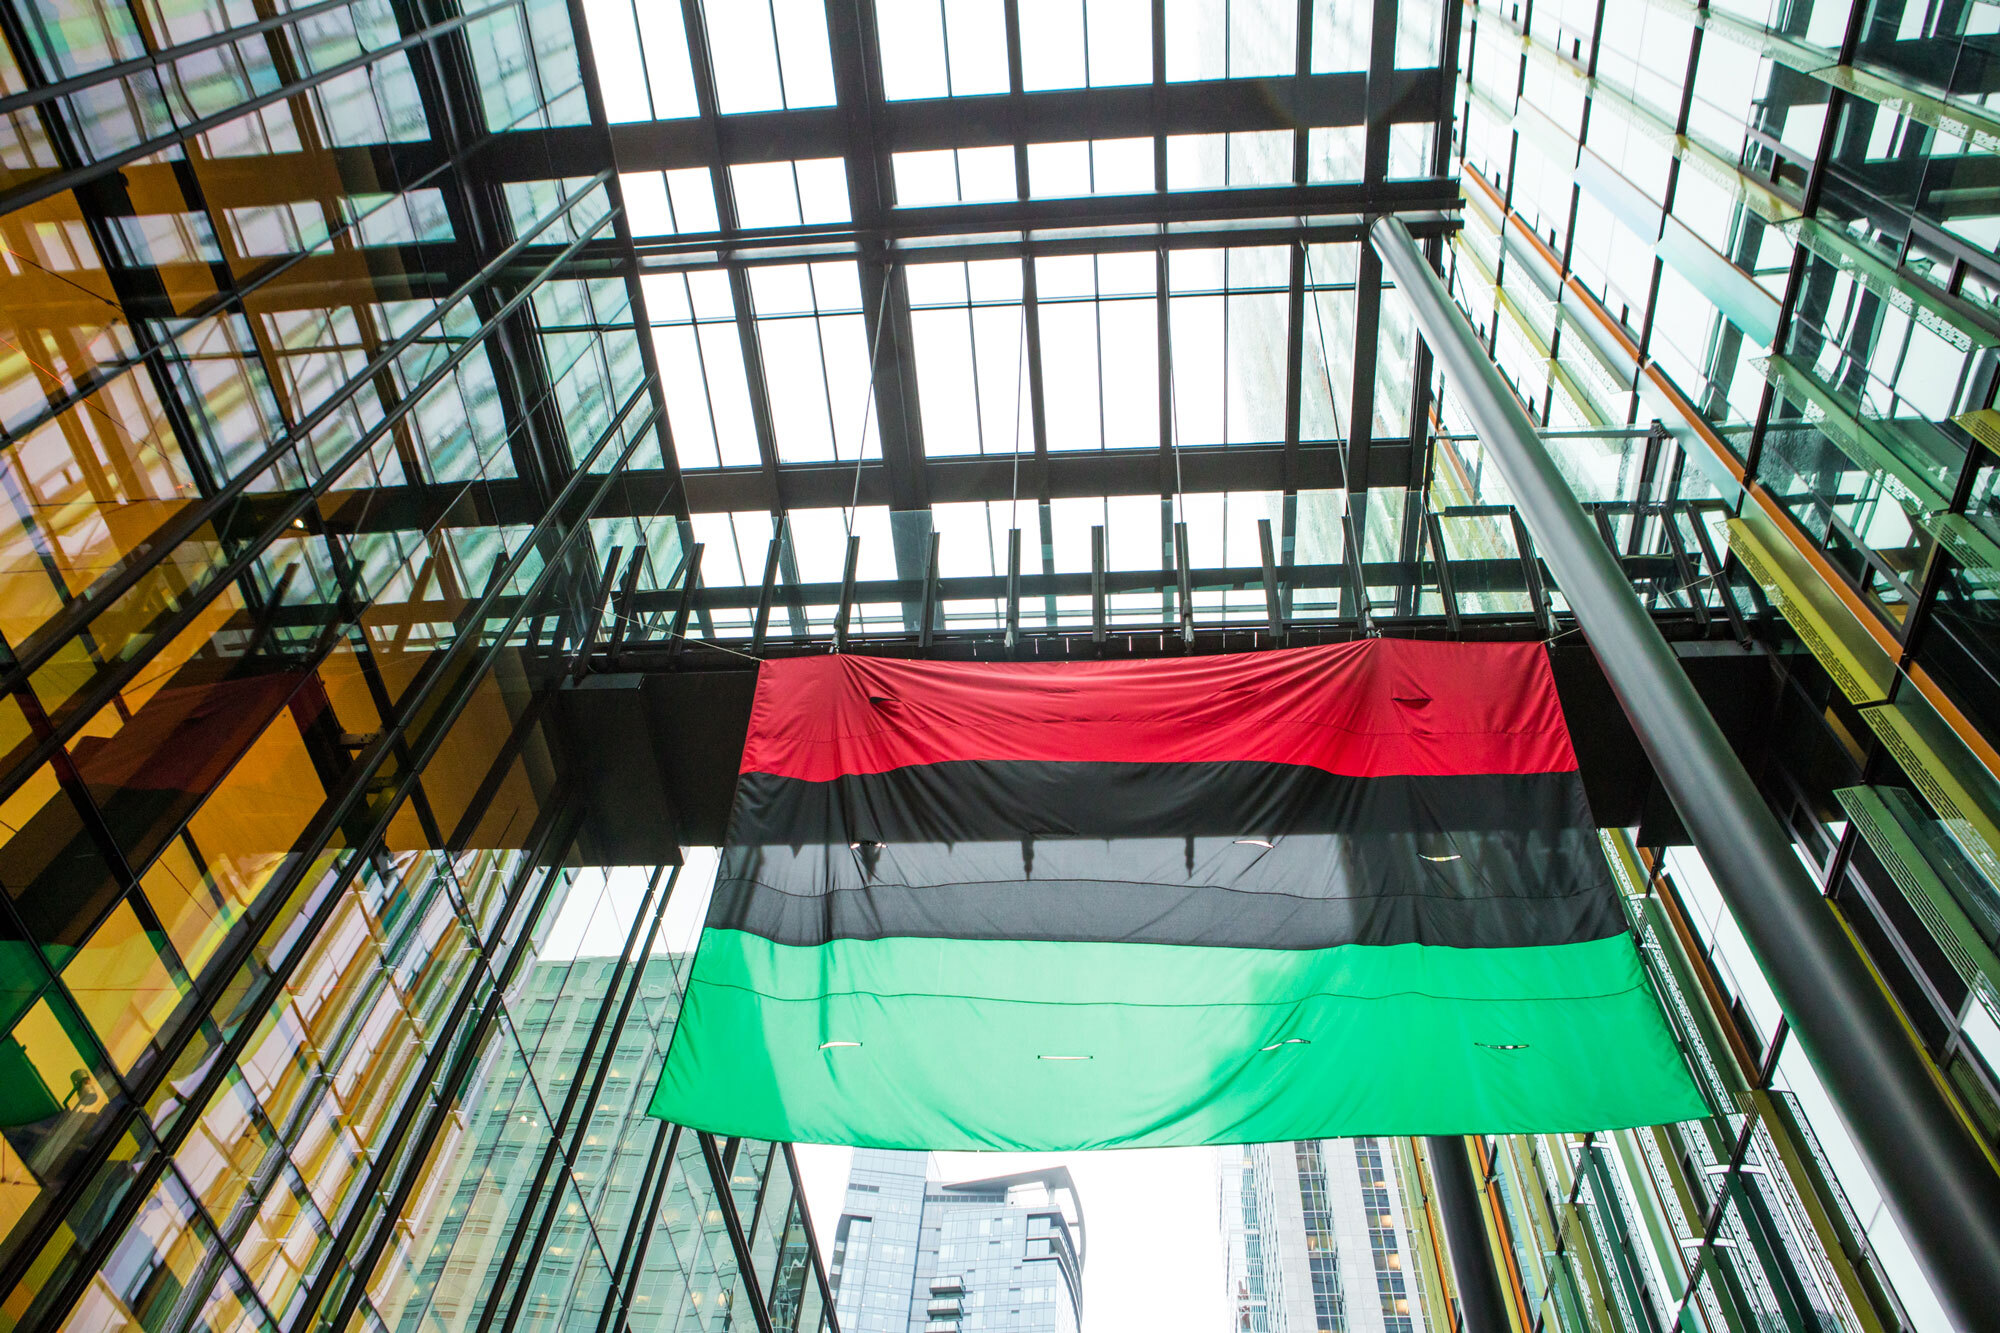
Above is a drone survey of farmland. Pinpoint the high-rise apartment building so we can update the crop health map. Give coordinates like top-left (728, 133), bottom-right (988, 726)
top-left (828, 1151), bottom-right (1083, 1333)
top-left (0, 0), bottom-right (1996, 1329)
top-left (1221, 1141), bottom-right (1439, 1333)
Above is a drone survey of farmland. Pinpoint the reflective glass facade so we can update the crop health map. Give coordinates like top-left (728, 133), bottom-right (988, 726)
top-left (1442, 2), bottom-right (2000, 1331)
top-left (828, 1151), bottom-right (1081, 1333)
top-left (0, 0), bottom-right (1994, 1330)
top-left (0, 0), bottom-right (839, 1326)
top-left (1220, 1140), bottom-right (1438, 1333)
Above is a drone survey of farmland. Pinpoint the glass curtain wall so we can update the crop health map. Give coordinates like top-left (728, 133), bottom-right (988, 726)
top-left (1441, 3), bottom-right (2000, 1331)
top-left (0, 1), bottom-right (829, 1331)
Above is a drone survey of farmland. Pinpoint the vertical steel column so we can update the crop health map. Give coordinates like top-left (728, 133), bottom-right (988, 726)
top-left (1370, 213), bottom-right (2000, 1333)
top-left (1425, 1137), bottom-right (1511, 1333)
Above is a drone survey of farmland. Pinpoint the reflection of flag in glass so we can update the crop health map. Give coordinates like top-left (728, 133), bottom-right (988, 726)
top-left (650, 640), bottom-right (1704, 1149)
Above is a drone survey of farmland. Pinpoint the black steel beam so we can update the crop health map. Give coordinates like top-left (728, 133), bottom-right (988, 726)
top-left (1347, 258), bottom-right (1383, 504)
top-left (825, 0), bottom-right (929, 513)
top-left (1091, 524), bottom-right (1109, 644)
top-left (1510, 511), bottom-right (1554, 638)
top-left (833, 534), bottom-right (861, 652)
top-left (621, 184), bottom-right (1460, 266)
top-left (699, 1133), bottom-right (779, 1333)
top-left (264, 442), bottom-right (1366, 535)
top-left (1005, 527), bottom-right (1023, 649)
top-left (1282, 241), bottom-right (1308, 491)
top-left (1342, 503), bottom-right (1373, 631)
top-left (1426, 512), bottom-right (1462, 633)
top-left (675, 0), bottom-right (784, 514)
top-left (752, 530), bottom-right (784, 652)
top-left (1258, 517), bottom-right (1285, 644)
top-left (919, 531), bottom-right (942, 651)
top-left (565, 69), bottom-right (1447, 175)
top-left (1373, 213), bottom-right (2000, 1333)
top-left (1427, 1137), bottom-right (1513, 1333)
top-left (669, 546), bottom-right (705, 651)
top-left (1174, 522), bottom-right (1195, 644)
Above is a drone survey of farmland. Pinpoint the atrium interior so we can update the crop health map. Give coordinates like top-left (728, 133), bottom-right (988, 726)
top-left (0, 0), bottom-right (1997, 1330)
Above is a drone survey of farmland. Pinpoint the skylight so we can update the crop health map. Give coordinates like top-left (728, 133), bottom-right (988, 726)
top-left (877, 0), bottom-right (1012, 99)
top-left (1020, 0), bottom-right (1152, 90)
top-left (552, 0), bottom-right (1460, 624)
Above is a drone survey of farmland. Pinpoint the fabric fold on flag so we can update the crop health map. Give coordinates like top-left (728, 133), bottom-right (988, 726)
top-left (649, 639), bottom-right (1706, 1149)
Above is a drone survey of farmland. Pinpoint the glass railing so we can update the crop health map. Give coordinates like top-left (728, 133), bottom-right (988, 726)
top-left (556, 491), bottom-right (1738, 657)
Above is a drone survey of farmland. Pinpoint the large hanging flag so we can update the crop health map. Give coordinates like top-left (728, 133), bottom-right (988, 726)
top-left (649, 640), bottom-right (1705, 1149)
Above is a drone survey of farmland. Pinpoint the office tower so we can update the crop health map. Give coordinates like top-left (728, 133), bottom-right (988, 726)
top-left (0, 0), bottom-right (1993, 1329)
top-left (1221, 1141), bottom-right (1438, 1333)
top-left (829, 1151), bottom-right (1083, 1333)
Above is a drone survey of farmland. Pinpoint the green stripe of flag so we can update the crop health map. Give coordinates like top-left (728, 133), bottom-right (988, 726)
top-left (649, 931), bottom-right (1707, 1150)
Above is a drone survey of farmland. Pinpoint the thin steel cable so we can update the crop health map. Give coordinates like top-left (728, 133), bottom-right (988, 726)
top-left (1302, 240), bottom-right (1348, 447)
top-left (1009, 292), bottom-right (1028, 532)
top-left (845, 264), bottom-right (897, 537)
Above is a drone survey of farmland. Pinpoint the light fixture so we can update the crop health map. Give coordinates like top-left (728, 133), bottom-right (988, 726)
top-left (1037, 1054), bottom-right (1092, 1061)
top-left (1419, 853), bottom-right (1461, 863)
top-left (1234, 839), bottom-right (1274, 849)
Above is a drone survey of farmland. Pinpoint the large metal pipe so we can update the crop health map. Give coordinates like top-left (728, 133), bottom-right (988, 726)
top-left (1425, 1137), bottom-right (1512, 1333)
top-left (1371, 214), bottom-right (2000, 1331)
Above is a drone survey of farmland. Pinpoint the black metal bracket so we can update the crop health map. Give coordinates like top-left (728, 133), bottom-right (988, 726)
top-left (832, 533), bottom-right (861, 651)
top-left (1258, 517), bottom-right (1285, 645)
top-left (1092, 524), bottom-right (1109, 644)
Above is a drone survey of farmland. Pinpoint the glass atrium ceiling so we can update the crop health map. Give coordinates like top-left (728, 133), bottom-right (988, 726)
top-left (508, 0), bottom-right (1466, 644)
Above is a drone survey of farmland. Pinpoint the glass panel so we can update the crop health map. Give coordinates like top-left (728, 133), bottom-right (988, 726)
top-left (1311, 0), bottom-right (1371, 72)
top-left (1019, 0), bottom-right (1151, 90)
top-left (62, 896), bottom-right (189, 1077)
top-left (1034, 256), bottom-right (1158, 452)
top-left (1167, 248), bottom-right (1291, 447)
top-left (892, 148), bottom-right (1017, 206)
top-left (586, 0), bottom-right (698, 120)
top-left (701, 0), bottom-right (837, 112)
top-left (750, 264), bottom-right (878, 465)
top-left (1167, 0), bottom-right (1296, 81)
top-left (1026, 139), bottom-right (1154, 197)
top-left (909, 261), bottom-right (1030, 457)
top-left (1, 761), bottom-right (125, 970)
top-left (1, 989), bottom-right (123, 1212)
top-left (877, 0), bottom-right (1010, 99)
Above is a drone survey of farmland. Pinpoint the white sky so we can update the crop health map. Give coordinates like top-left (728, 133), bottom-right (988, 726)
top-left (794, 1143), bottom-right (1227, 1333)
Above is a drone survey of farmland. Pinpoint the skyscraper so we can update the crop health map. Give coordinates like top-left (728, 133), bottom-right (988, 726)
top-left (829, 1151), bottom-right (1083, 1333)
top-left (1221, 1141), bottom-right (1438, 1333)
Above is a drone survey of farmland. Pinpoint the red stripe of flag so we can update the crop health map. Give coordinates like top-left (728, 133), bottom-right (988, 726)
top-left (740, 639), bottom-right (1577, 782)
